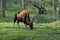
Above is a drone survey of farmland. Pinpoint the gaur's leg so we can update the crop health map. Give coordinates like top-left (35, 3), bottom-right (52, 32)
top-left (13, 16), bottom-right (17, 28)
top-left (25, 24), bottom-right (27, 29)
top-left (29, 22), bottom-right (33, 30)
top-left (17, 20), bottom-right (20, 28)
top-left (24, 21), bottom-right (28, 29)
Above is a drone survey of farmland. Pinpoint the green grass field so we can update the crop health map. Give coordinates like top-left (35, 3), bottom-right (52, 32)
top-left (0, 21), bottom-right (60, 40)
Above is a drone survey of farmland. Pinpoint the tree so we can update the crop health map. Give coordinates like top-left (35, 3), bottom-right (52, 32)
top-left (33, 4), bottom-right (46, 14)
top-left (2, 0), bottom-right (6, 17)
top-left (41, 0), bottom-right (45, 7)
top-left (53, 0), bottom-right (57, 20)
top-left (59, 6), bottom-right (60, 14)
top-left (9, 0), bottom-right (12, 4)
top-left (22, 0), bottom-right (25, 9)
top-left (59, 0), bottom-right (60, 14)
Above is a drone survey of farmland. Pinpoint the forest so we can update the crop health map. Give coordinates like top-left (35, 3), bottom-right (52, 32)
top-left (0, 0), bottom-right (60, 40)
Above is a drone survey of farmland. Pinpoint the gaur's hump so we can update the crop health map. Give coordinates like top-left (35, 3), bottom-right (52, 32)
top-left (16, 9), bottom-right (27, 15)
top-left (22, 9), bottom-right (27, 13)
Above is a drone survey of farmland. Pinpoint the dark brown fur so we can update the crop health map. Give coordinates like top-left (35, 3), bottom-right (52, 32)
top-left (13, 9), bottom-right (33, 29)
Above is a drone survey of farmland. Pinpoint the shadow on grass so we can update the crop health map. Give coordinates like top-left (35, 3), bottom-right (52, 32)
top-left (0, 31), bottom-right (7, 35)
top-left (9, 35), bottom-right (30, 40)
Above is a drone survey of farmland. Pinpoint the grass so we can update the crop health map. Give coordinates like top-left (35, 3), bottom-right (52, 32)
top-left (0, 21), bottom-right (60, 40)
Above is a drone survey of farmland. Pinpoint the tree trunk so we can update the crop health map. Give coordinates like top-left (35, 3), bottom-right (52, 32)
top-left (59, 4), bottom-right (60, 14)
top-left (22, 0), bottom-right (25, 9)
top-left (59, 7), bottom-right (60, 14)
top-left (53, 0), bottom-right (57, 20)
top-left (9, 0), bottom-right (12, 4)
top-left (2, 0), bottom-right (6, 17)
top-left (41, 0), bottom-right (45, 7)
